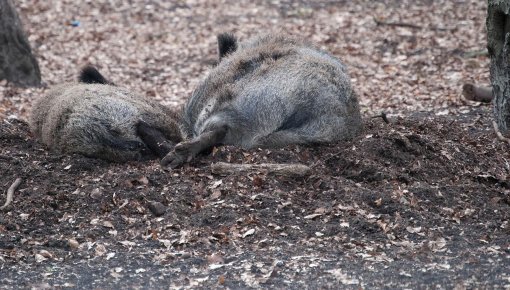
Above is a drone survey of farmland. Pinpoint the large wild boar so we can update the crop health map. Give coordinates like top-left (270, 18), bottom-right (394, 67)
top-left (162, 33), bottom-right (362, 168)
top-left (30, 67), bottom-right (182, 162)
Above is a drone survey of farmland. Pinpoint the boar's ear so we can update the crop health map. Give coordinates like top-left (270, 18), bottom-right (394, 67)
top-left (217, 33), bottom-right (238, 60)
top-left (79, 66), bottom-right (111, 85)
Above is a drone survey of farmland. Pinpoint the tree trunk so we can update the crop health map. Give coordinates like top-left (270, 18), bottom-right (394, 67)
top-left (0, 0), bottom-right (41, 87)
top-left (487, 0), bottom-right (510, 135)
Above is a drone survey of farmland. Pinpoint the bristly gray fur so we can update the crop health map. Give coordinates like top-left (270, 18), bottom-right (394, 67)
top-left (30, 82), bottom-right (183, 162)
top-left (163, 33), bottom-right (362, 168)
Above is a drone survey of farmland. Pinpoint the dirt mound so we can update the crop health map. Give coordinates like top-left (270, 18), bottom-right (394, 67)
top-left (0, 107), bottom-right (509, 288)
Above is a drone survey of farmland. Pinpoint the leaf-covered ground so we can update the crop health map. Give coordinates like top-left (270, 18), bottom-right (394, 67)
top-left (1, 108), bottom-right (509, 288)
top-left (1, 0), bottom-right (509, 289)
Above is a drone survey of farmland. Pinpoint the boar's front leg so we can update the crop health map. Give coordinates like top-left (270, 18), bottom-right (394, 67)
top-left (161, 125), bottom-right (227, 168)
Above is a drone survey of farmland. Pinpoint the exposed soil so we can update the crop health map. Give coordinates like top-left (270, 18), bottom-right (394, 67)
top-left (1, 106), bottom-right (509, 289)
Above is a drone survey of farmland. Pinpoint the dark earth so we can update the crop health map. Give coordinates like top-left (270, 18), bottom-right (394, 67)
top-left (1, 106), bottom-right (509, 289)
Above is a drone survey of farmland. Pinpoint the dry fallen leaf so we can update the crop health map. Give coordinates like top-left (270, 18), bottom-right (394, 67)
top-left (243, 228), bottom-right (255, 238)
top-left (68, 239), bottom-right (79, 249)
top-left (207, 253), bottom-right (224, 264)
top-left (406, 226), bottom-right (422, 234)
top-left (119, 241), bottom-right (136, 247)
top-left (218, 275), bottom-right (226, 285)
top-left (39, 250), bottom-right (53, 259)
top-left (304, 213), bottom-right (322, 220)
top-left (137, 176), bottom-right (149, 185)
top-left (35, 253), bottom-right (46, 263)
top-left (95, 244), bottom-right (107, 257)
top-left (106, 252), bottom-right (115, 260)
top-left (210, 190), bottom-right (222, 200)
top-left (252, 175), bottom-right (264, 187)
top-left (314, 207), bottom-right (327, 214)
top-left (102, 221), bottom-right (114, 229)
top-left (209, 180), bottom-right (223, 189)
top-left (208, 264), bottom-right (224, 270)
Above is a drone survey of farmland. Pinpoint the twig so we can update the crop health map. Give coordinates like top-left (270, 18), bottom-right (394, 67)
top-left (492, 121), bottom-right (510, 146)
top-left (211, 162), bottom-right (310, 178)
top-left (374, 18), bottom-right (423, 29)
top-left (0, 154), bottom-right (14, 161)
top-left (462, 50), bottom-right (489, 58)
top-left (374, 17), bottom-right (452, 31)
top-left (0, 177), bottom-right (22, 211)
top-left (372, 112), bottom-right (390, 124)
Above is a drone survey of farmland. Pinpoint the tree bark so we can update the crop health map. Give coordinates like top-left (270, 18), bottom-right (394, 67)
top-left (488, 0), bottom-right (510, 134)
top-left (0, 0), bottom-right (41, 87)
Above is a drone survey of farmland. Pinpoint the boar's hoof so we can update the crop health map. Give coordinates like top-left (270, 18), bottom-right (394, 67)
top-left (160, 142), bottom-right (195, 168)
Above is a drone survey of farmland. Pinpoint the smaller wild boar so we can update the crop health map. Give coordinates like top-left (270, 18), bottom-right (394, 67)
top-left (161, 33), bottom-right (362, 168)
top-left (30, 66), bottom-right (182, 162)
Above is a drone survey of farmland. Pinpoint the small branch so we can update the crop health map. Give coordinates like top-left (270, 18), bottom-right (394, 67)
top-left (374, 17), bottom-right (453, 31)
top-left (0, 154), bottom-right (14, 161)
top-left (211, 162), bottom-right (311, 178)
top-left (462, 83), bottom-right (493, 103)
top-left (371, 112), bottom-right (389, 124)
top-left (493, 121), bottom-right (510, 146)
top-left (462, 50), bottom-right (489, 58)
top-left (0, 177), bottom-right (22, 211)
top-left (374, 18), bottom-right (423, 29)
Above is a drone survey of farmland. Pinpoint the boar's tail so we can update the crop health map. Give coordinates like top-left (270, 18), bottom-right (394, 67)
top-left (79, 66), bottom-right (110, 85)
top-left (217, 33), bottom-right (238, 60)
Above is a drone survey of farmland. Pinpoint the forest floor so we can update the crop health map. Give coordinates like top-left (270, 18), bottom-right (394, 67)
top-left (1, 0), bottom-right (509, 289)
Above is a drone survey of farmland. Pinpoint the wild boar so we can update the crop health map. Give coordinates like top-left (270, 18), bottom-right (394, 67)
top-left (30, 66), bottom-right (182, 162)
top-left (162, 33), bottom-right (362, 168)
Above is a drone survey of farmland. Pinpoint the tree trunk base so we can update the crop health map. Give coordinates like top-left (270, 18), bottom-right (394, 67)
top-left (0, 0), bottom-right (41, 87)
